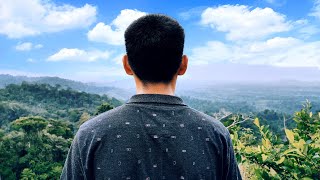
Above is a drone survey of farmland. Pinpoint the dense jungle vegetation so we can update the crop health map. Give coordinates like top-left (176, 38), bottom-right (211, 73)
top-left (0, 82), bottom-right (319, 179)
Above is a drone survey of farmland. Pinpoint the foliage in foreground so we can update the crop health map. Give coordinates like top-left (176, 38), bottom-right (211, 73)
top-left (1, 101), bottom-right (319, 179)
top-left (230, 101), bottom-right (320, 179)
top-left (0, 102), bottom-right (113, 179)
top-left (0, 116), bottom-right (73, 179)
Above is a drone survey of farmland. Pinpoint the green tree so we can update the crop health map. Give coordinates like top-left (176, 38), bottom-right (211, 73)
top-left (21, 168), bottom-right (36, 180)
top-left (78, 112), bottom-right (91, 127)
top-left (0, 116), bottom-right (72, 179)
top-left (230, 101), bottom-right (320, 179)
top-left (95, 102), bottom-right (113, 115)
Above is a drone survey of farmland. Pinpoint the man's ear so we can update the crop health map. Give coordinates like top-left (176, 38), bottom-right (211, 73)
top-left (177, 55), bottom-right (188, 75)
top-left (123, 55), bottom-right (134, 75)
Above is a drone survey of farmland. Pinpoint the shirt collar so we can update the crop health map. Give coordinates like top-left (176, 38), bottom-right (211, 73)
top-left (126, 94), bottom-right (186, 106)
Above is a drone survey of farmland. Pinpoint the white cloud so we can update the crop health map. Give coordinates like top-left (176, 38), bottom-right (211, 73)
top-left (189, 37), bottom-right (320, 68)
top-left (248, 37), bottom-right (301, 53)
top-left (189, 41), bottom-right (232, 65)
top-left (0, 0), bottom-right (96, 38)
top-left (47, 48), bottom-right (111, 62)
top-left (15, 42), bottom-right (43, 51)
top-left (310, 0), bottom-right (320, 19)
top-left (15, 42), bottom-right (33, 51)
top-left (299, 25), bottom-right (320, 38)
top-left (201, 5), bottom-right (291, 41)
top-left (88, 9), bottom-right (147, 45)
top-left (287, 19), bottom-right (320, 39)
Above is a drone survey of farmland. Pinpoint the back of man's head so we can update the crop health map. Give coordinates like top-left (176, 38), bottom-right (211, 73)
top-left (124, 14), bottom-right (185, 84)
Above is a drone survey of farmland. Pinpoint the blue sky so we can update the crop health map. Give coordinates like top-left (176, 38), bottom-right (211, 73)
top-left (1, 0), bottom-right (320, 84)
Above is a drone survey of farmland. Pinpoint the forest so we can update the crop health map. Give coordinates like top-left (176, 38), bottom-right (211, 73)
top-left (0, 82), bottom-right (118, 179)
top-left (0, 82), bottom-right (122, 126)
top-left (0, 82), bottom-right (319, 179)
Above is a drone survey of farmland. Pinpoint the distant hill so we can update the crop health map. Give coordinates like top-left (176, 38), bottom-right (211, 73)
top-left (180, 83), bottom-right (320, 114)
top-left (2, 74), bottom-right (320, 115)
top-left (0, 82), bottom-right (123, 126)
top-left (0, 74), bottom-right (132, 100)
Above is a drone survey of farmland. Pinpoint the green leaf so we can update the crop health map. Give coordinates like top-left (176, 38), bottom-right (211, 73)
top-left (285, 129), bottom-right (294, 143)
top-left (253, 118), bottom-right (260, 127)
top-left (262, 138), bottom-right (271, 149)
top-left (283, 148), bottom-right (304, 157)
top-left (262, 154), bottom-right (268, 161)
top-left (283, 149), bottom-right (298, 155)
top-left (275, 157), bottom-right (285, 165)
top-left (301, 177), bottom-right (313, 180)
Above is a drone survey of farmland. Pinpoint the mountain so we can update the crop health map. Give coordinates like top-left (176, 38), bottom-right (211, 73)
top-left (0, 74), bottom-right (132, 100)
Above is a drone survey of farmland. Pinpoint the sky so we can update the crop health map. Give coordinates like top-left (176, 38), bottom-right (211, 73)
top-left (1, 0), bottom-right (320, 84)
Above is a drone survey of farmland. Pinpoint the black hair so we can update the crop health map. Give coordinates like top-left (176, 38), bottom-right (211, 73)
top-left (124, 14), bottom-right (185, 84)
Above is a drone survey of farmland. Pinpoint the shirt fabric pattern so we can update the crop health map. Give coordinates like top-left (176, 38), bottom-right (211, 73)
top-left (61, 94), bottom-right (242, 180)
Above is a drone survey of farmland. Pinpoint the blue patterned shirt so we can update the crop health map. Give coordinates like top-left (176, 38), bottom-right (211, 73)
top-left (61, 94), bottom-right (242, 180)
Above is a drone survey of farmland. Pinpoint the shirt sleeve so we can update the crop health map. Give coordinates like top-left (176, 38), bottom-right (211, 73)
top-left (223, 131), bottom-right (242, 180)
top-left (60, 133), bottom-right (86, 180)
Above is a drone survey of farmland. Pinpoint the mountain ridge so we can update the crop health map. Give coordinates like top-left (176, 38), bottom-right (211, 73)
top-left (0, 74), bottom-right (132, 100)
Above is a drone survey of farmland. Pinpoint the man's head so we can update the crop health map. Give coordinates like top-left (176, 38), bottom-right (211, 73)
top-left (123, 14), bottom-right (187, 85)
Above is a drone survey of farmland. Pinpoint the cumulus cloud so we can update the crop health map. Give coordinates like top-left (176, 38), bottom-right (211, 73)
top-left (88, 9), bottom-right (147, 45)
top-left (201, 5), bottom-right (291, 41)
top-left (47, 48), bottom-right (111, 62)
top-left (0, 0), bottom-right (96, 38)
top-left (189, 41), bottom-right (232, 65)
top-left (189, 37), bottom-right (320, 68)
top-left (15, 42), bottom-right (43, 51)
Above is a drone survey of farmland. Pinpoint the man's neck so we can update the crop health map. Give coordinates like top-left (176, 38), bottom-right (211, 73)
top-left (134, 77), bottom-right (177, 96)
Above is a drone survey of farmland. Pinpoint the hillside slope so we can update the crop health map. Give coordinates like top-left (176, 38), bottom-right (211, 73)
top-left (0, 82), bottom-right (123, 126)
top-left (0, 74), bottom-right (131, 100)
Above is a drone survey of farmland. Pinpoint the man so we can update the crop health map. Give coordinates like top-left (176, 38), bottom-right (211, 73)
top-left (61, 14), bottom-right (242, 180)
